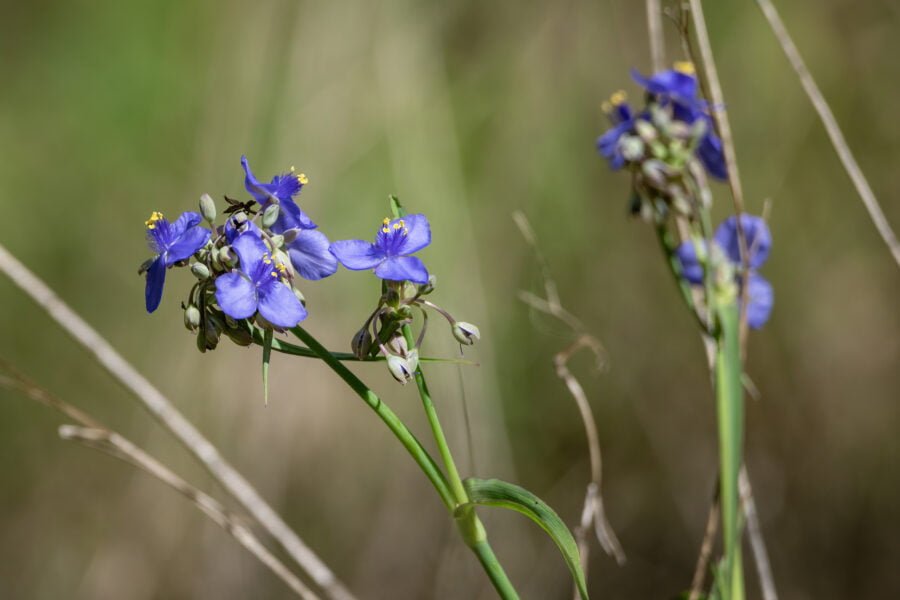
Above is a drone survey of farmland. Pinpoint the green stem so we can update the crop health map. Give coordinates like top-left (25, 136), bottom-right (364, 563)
top-left (290, 326), bottom-right (455, 510)
top-left (400, 323), bottom-right (519, 600)
top-left (654, 223), bottom-right (714, 336)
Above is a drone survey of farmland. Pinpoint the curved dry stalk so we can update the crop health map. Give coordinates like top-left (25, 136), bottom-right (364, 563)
top-left (0, 242), bottom-right (355, 600)
top-left (740, 466), bottom-right (778, 600)
top-left (753, 0), bottom-right (900, 268)
top-left (0, 365), bottom-right (315, 599)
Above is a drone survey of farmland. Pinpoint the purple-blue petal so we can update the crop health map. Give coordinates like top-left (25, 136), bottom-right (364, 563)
top-left (744, 272), bottom-right (774, 329)
top-left (215, 271), bottom-right (259, 320)
top-left (698, 127), bottom-right (728, 180)
top-left (257, 280), bottom-right (307, 328)
top-left (144, 256), bottom-right (167, 313)
top-left (675, 241), bottom-right (706, 285)
top-left (330, 239), bottom-right (385, 270)
top-left (230, 231), bottom-right (268, 277)
top-left (272, 197), bottom-right (316, 232)
top-left (714, 215), bottom-right (771, 269)
top-left (597, 121), bottom-right (633, 169)
top-left (631, 68), bottom-right (699, 103)
top-left (287, 229), bottom-right (338, 280)
top-left (166, 225), bottom-right (210, 264)
top-left (374, 255), bottom-right (429, 284)
top-left (242, 155), bottom-right (274, 203)
top-left (169, 211), bottom-right (203, 240)
top-left (394, 213), bottom-right (431, 256)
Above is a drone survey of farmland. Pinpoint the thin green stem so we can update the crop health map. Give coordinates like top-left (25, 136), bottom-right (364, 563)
top-left (290, 326), bottom-right (455, 510)
top-left (654, 222), bottom-right (714, 336)
top-left (471, 537), bottom-right (520, 600)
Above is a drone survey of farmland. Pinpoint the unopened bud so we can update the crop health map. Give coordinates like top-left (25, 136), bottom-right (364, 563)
top-left (262, 204), bottom-right (280, 228)
top-left (231, 212), bottom-right (248, 226)
top-left (190, 262), bottom-right (210, 280)
top-left (268, 234), bottom-right (284, 249)
top-left (282, 228), bottom-right (300, 244)
top-left (634, 119), bottom-right (657, 143)
top-left (418, 275), bottom-right (436, 295)
top-left (619, 135), bottom-right (644, 162)
top-left (199, 194), bottom-right (217, 222)
top-left (452, 321), bottom-right (480, 345)
top-left (291, 287), bottom-right (306, 307)
top-left (386, 355), bottom-right (414, 384)
top-left (183, 305), bottom-right (201, 330)
top-left (405, 349), bottom-right (419, 374)
top-left (351, 327), bottom-right (374, 360)
top-left (218, 246), bottom-right (237, 267)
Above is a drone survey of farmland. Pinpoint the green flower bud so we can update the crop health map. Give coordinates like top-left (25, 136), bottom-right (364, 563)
top-left (232, 212), bottom-right (248, 226)
top-left (184, 304), bottom-right (201, 331)
top-left (452, 321), bottom-right (480, 345)
top-left (190, 262), bottom-right (211, 280)
top-left (634, 119), bottom-right (657, 143)
top-left (418, 275), bottom-right (436, 295)
top-left (262, 204), bottom-right (280, 228)
top-left (218, 246), bottom-right (237, 267)
top-left (405, 349), bottom-right (419, 374)
top-left (268, 234), bottom-right (284, 249)
top-left (386, 355), bottom-right (413, 385)
top-left (224, 324), bottom-right (253, 347)
top-left (199, 193), bottom-right (217, 223)
top-left (619, 135), bottom-right (645, 162)
top-left (292, 287), bottom-right (306, 306)
top-left (351, 327), bottom-right (373, 360)
top-left (282, 228), bottom-right (299, 244)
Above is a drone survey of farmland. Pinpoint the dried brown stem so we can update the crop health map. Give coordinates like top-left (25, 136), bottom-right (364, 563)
top-left (0, 242), bottom-right (354, 600)
top-left (688, 483), bottom-right (720, 600)
top-left (754, 0), bottom-right (900, 268)
top-left (740, 466), bottom-right (778, 600)
top-left (0, 366), bottom-right (315, 599)
top-left (646, 0), bottom-right (666, 72)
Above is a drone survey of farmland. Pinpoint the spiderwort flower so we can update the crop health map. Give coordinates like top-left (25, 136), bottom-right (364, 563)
top-left (240, 156), bottom-right (338, 281)
top-left (676, 214), bottom-right (774, 329)
top-left (143, 211), bottom-right (211, 313)
top-left (215, 230), bottom-right (307, 328)
top-left (329, 214), bottom-right (431, 285)
top-left (631, 61), bottom-right (727, 180)
top-left (597, 90), bottom-right (638, 170)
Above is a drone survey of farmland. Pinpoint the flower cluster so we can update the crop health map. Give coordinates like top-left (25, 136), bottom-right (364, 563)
top-left (597, 62), bottom-right (726, 222)
top-left (676, 215), bottom-right (774, 329)
top-left (139, 157), bottom-right (479, 379)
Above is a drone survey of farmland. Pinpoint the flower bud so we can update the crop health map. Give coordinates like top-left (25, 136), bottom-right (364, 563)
top-left (218, 246), bottom-right (237, 267)
top-left (619, 135), bottom-right (645, 162)
top-left (405, 349), bottom-right (419, 374)
top-left (199, 194), bottom-right (217, 223)
top-left (351, 327), bottom-right (374, 360)
top-left (386, 355), bottom-right (413, 384)
top-left (190, 262), bottom-right (211, 280)
top-left (282, 228), bottom-right (300, 244)
top-left (634, 119), bottom-right (657, 143)
top-left (224, 324), bottom-right (253, 347)
top-left (183, 304), bottom-right (201, 331)
top-left (418, 275), bottom-right (436, 295)
top-left (386, 332), bottom-right (408, 357)
top-left (262, 204), bottom-right (280, 228)
top-left (231, 212), bottom-right (248, 226)
top-left (268, 234), bottom-right (284, 249)
top-left (452, 321), bottom-right (480, 345)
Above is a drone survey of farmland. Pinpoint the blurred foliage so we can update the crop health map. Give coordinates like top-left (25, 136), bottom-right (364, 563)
top-left (1, 0), bottom-right (899, 598)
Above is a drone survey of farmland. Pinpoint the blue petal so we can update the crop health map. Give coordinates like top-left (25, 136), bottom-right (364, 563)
top-left (257, 280), bottom-right (307, 328)
top-left (270, 173), bottom-right (302, 201)
top-left (241, 155), bottom-right (274, 203)
top-left (169, 212), bottom-right (203, 241)
top-left (394, 213), bottom-right (431, 256)
top-left (714, 215), bottom-right (771, 268)
top-left (597, 121), bottom-right (632, 168)
top-left (166, 224), bottom-right (210, 264)
top-left (215, 271), bottom-right (259, 320)
top-left (374, 255), bottom-right (429, 284)
top-left (330, 239), bottom-right (385, 270)
top-left (745, 272), bottom-right (774, 329)
top-left (287, 229), bottom-right (338, 280)
top-left (675, 241), bottom-right (706, 284)
top-left (631, 68), bottom-right (699, 103)
top-left (698, 127), bottom-right (728, 180)
top-left (272, 197), bottom-right (316, 232)
top-left (230, 231), bottom-right (268, 277)
top-left (144, 256), bottom-right (167, 313)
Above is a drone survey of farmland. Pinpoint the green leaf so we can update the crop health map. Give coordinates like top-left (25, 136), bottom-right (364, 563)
top-left (460, 478), bottom-right (589, 600)
top-left (389, 194), bottom-right (405, 218)
top-left (714, 302), bottom-right (744, 594)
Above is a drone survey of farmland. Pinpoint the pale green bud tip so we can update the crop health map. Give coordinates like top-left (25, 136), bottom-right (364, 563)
top-left (452, 322), bottom-right (480, 345)
top-left (386, 355), bottom-right (414, 384)
top-left (184, 305), bottom-right (201, 331)
top-left (218, 247), bottom-right (237, 267)
top-left (262, 204), bottom-right (280, 228)
top-left (282, 228), bottom-right (299, 244)
top-left (292, 287), bottom-right (306, 306)
top-left (199, 194), bottom-right (217, 222)
top-left (190, 262), bottom-right (211, 280)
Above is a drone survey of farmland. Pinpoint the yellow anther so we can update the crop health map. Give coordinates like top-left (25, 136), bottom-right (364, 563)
top-left (601, 101), bottom-right (613, 114)
top-left (382, 227), bottom-right (390, 234)
top-left (393, 222), bottom-right (402, 230)
top-left (297, 173), bottom-right (308, 185)
top-left (610, 90), bottom-right (627, 106)
top-left (673, 61), bottom-right (695, 75)
top-left (145, 211), bottom-right (164, 229)
top-left (262, 253), bottom-right (272, 264)
top-left (271, 272), bottom-right (278, 277)
top-left (383, 217), bottom-right (391, 225)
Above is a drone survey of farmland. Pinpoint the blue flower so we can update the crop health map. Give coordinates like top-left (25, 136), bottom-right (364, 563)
top-left (631, 62), bottom-right (727, 180)
top-left (596, 90), bottom-right (638, 170)
top-left (240, 156), bottom-right (338, 281)
top-left (676, 214), bottom-right (774, 329)
top-left (215, 230), bottom-right (308, 329)
top-left (329, 214), bottom-right (431, 284)
top-left (143, 211), bottom-right (211, 313)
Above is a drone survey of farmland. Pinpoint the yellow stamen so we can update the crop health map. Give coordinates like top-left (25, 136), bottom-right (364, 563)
top-left (393, 222), bottom-right (402, 230)
top-left (145, 211), bottom-right (164, 229)
top-left (382, 227), bottom-right (390, 234)
top-left (601, 101), bottom-right (613, 114)
top-left (673, 61), bottom-right (695, 75)
top-left (383, 217), bottom-right (391, 225)
top-left (297, 173), bottom-right (308, 185)
top-left (610, 90), bottom-right (627, 106)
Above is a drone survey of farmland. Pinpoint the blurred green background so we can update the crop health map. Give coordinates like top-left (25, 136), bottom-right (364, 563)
top-left (1, 0), bottom-right (899, 598)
